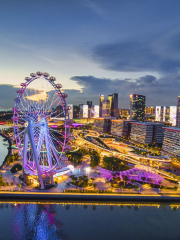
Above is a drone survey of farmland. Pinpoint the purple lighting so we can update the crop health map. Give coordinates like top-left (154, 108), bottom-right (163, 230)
top-left (98, 166), bottom-right (164, 185)
top-left (51, 125), bottom-right (58, 128)
top-left (71, 123), bottom-right (83, 127)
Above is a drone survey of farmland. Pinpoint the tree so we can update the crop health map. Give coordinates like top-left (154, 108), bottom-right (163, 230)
top-left (135, 185), bottom-right (140, 193)
top-left (116, 177), bottom-right (120, 182)
top-left (18, 183), bottom-right (22, 191)
top-left (79, 147), bottom-right (89, 155)
top-left (128, 185), bottom-right (133, 191)
top-left (93, 183), bottom-right (97, 190)
top-left (4, 182), bottom-right (8, 191)
top-left (122, 176), bottom-right (129, 186)
top-left (90, 150), bottom-right (100, 168)
top-left (131, 179), bottom-right (136, 185)
top-left (141, 177), bottom-right (146, 183)
top-left (10, 182), bottom-right (14, 191)
top-left (120, 185), bottom-right (125, 191)
top-left (90, 178), bottom-right (95, 182)
top-left (158, 180), bottom-right (162, 188)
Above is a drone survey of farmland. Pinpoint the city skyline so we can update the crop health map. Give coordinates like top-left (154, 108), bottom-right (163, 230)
top-left (1, 2), bottom-right (180, 239)
top-left (1, 0), bottom-right (180, 107)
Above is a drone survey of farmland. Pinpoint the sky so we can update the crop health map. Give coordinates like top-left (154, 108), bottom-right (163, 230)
top-left (1, 0), bottom-right (180, 107)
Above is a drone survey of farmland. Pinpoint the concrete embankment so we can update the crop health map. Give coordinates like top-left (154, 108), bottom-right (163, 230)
top-left (1, 192), bottom-right (180, 202)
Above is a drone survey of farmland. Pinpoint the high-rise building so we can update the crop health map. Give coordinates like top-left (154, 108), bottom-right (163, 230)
top-left (162, 127), bottom-right (180, 157)
top-left (73, 105), bottom-right (80, 118)
top-left (130, 94), bottom-right (146, 121)
top-left (99, 95), bottom-right (104, 117)
top-left (83, 105), bottom-right (88, 118)
top-left (87, 101), bottom-right (92, 118)
top-left (93, 105), bottom-right (99, 118)
top-left (87, 101), bottom-right (92, 108)
top-left (155, 106), bottom-right (163, 121)
top-left (119, 108), bottom-right (130, 118)
top-left (108, 95), bottom-right (113, 115)
top-left (110, 119), bottom-right (132, 138)
top-left (145, 106), bottom-right (154, 114)
top-left (169, 106), bottom-right (177, 126)
top-left (102, 99), bottom-right (110, 117)
top-left (155, 106), bottom-right (167, 122)
top-left (176, 96), bottom-right (180, 127)
top-left (94, 118), bottom-right (111, 133)
top-left (79, 104), bottom-right (84, 118)
top-left (130, 122), bottom-right (164, 145)
top-left (112, 93), bottom-right (118, 118)
top-left (108, 93), bottom-right (118, 118)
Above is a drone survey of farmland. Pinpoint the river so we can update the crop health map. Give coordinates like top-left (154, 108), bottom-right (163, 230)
top-left (0, 127), bottom-right (10, 167)
top-left (0, 202), bottom-right (179, 240)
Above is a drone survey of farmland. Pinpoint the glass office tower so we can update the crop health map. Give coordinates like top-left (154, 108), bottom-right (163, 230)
top-left (102, 99), bottom-right (110, 117)
top-left (87, 101), bottom-right (92, 118)
top-left (99, 95), bottom-right (105, 117)
top-left (108, 93), bottom-right (118, 118)
top-left (130, 94), bottom-right (146, 122)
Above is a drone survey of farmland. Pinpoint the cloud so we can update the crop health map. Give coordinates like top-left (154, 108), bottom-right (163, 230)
top-left (92, 28), bottom-right (180, 73)
top-left (0, 84), bottom-right (55, 107)
top-left (137, 75), bottom-right (157, 84)
top-left (0, 85), bottom-right (18, 107)
top-left (83, 0), bottom-right (105, 17)
top-left (2, 71), bottom-right (179, 109)
top-left (68, 73), bottom-right (180, 107)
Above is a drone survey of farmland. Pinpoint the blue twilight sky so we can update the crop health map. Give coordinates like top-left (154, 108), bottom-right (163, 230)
top-left (1, 0), bottom-right (180, 107)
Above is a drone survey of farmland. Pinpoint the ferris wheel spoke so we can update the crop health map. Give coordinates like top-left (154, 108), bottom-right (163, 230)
top-left (47, 89), bottom-right (58, 111)
top-left (50, 128), bottom-right (65, 136)
top-left (48, 94), bottom-right (62, 112)
top-left (24, 88), bottom-right (32, 110)
top-left (18, 130), bottom-right (25, 137)
top-left (44, 89), bottom-right (55, 113)
top-left (49, 132), bottom-right (64, 150)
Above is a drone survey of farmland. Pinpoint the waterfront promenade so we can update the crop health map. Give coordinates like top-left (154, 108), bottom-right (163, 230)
top-left (1, 191), bottom-right (180, 202)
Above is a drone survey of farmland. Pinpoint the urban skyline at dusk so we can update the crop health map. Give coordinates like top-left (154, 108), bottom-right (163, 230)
top-left (1, 2), bottom-right (180, 239)
top-left (1, 0), bottom-right (180, 107)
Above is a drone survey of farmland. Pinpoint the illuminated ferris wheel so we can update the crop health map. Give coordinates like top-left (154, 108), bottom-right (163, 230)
top-left (13, 71), bottom-right (72, 189)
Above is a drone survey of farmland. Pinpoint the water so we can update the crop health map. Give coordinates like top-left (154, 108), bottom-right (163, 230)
top-left (0, 125), bottom-right (11, 167)
top-left (0, 202), bottom-right (179, 240)
top-left (0, 135), bottom-right (9, 167)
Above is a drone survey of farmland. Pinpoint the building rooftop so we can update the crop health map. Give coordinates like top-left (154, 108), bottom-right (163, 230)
top-left (131, 122), bottom-right (164, 126)
top-left (111, 119), bottom-right (133, 122)
top-left (163, 127), bottom-right (180, 132)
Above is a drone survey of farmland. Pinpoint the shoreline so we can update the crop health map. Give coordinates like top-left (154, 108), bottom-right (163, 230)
top-left (1, 192), bottom-right (180, 202)
top-left (0, 132), bottom-right (12, 170)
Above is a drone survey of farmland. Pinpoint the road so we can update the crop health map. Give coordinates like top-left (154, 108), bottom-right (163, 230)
top-left (75, 130), bottom-right (177, 181)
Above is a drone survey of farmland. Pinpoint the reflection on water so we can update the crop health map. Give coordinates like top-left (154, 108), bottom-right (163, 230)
top-left (0, 201), bottom-right (179, 240)
top-left (12, 204), bottom-right (65, 240)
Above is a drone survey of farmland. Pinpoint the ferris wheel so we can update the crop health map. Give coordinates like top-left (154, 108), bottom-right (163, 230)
top-left (13, 71), bottom-right (72, 189)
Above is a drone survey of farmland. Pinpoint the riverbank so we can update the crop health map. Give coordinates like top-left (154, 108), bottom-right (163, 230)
top-left (0, 133), bottom-right (11, 169)
top-left (1, 191), bottom-right (180, 202)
